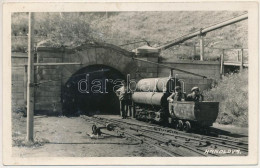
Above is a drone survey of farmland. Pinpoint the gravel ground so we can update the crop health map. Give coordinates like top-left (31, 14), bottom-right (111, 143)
top-left (12, 113), bottom-right (248, 157)
top-left (12, 114), bottom-right (167, 157)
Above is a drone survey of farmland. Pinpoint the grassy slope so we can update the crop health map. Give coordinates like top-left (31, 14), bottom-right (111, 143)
top-left (12, 11), bottom-right (247, 61)
top-left (203, 70), bottom-right (248, 127)
top-left (91, 11), bottom-right (247, 61)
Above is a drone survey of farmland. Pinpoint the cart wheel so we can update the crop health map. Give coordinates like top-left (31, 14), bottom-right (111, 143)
top-left (183, 121), bottom-right (191, 132)
top-left (176, 120), bottom-right (183, 131)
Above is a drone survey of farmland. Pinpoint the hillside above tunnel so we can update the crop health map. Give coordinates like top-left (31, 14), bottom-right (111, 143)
top-left (12, 11), bottom-right (247, 61)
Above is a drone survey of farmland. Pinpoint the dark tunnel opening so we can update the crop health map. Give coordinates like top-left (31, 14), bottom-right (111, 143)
top-left (61, 65), bottom-right (125, 116)
top-left (224, 65), bottom-right (241, 74)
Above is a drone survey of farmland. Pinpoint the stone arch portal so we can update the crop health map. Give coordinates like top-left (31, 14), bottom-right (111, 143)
top-left (62, 64), bottom-right (125, 115)
top-left (36, 43), bottom-right (141, 115)
top-left (35, 42), bottom-right (158, 115)
top-left (61, 43), bottom-right (138, 86)
top-left (60, 43), bottom-right (138, 115)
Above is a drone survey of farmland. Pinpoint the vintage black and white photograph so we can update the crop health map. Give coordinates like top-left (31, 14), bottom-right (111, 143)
top-left (2, 1), bottom-right (258, 166)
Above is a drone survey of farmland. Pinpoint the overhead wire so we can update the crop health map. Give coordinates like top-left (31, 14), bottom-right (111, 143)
top-left (35, 69), bottom-right (110, 86)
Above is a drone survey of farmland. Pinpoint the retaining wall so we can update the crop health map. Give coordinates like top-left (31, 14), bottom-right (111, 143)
top-left (11, 43), bottom-right (221, 114)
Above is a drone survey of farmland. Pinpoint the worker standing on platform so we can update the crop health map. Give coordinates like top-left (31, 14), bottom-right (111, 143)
top-left (116, 81), bottom-right (130, 119)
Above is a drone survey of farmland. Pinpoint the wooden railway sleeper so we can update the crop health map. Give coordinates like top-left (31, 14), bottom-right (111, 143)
top-left (102, 116), bottom-right (247, 145)
top-left (130, 122), bottom-right (248, 152)
top-left (84, 116), bottom-right (180, 156)
top-left (90, 116), bottom-right (219, 156)
top-left (128, 122), bottom-right (202, 147)
top-left (90, 116), bottom-right (248, 153)
top-left (130, 124), bottom-right (247, 154)
top-left (140, 131), bottom-right (210, 157)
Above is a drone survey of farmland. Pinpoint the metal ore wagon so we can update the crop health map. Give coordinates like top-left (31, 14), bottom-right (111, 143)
top-left (169, 101), bottom-right (219, 131)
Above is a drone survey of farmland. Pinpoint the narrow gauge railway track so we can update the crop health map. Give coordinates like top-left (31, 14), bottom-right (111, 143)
top-left (82, 116), bottom-right (207, 157)
top-left (96, 116), bottom-right (248, 146)
top-left (104, 117), bottom-right (248, 145)
top-left (131, 127), bottom-right (213, 156)
top-left (91, 116), bottom-right (248, 155)
top-left (208, 127), bottom-right (248, 144)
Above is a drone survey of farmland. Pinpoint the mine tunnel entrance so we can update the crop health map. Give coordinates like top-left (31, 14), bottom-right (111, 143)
top-left (62, 64), bottom-right (125, 116)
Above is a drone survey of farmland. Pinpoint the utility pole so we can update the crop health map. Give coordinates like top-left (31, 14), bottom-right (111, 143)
top-left (237, 50), bottom-right (240, 61)
top-left (23, 65), bottom-right (27, 107)
top-left (193, 43), bottom-right (196, 59)
top-left (240, 49), bottom-right (244, 71)
top-left (26, 12), bottom-right (35, 142)
top-left (199, 35), bottom-right (205, 61)
top-left (220, 49), bottom-right (225, 77)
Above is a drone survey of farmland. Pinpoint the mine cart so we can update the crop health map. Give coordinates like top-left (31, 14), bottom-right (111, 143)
top-left (169, 101), bottom-right (219, 131)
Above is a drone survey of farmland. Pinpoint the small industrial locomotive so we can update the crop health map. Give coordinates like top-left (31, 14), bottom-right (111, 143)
top-left (132, 77), bottom-right (219, 132)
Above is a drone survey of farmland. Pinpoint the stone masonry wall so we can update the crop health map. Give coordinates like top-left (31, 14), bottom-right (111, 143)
top-left (11, 52), bottom-right (28, 109)
top-left (158, 60), bottom-right (220, 93)
top-left (11, 43), bottom-right (221, 114)
top-left (35, 49), bottom-right (63, 114)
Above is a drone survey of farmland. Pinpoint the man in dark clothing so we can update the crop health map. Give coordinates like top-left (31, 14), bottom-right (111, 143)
top-left (167, 86), bottom-right (186, 118)
top-left (116, 82), bottom-right (130, 119)
top-left (186, 86), bottom-right (204, 102)
top-left (167, 86), bottom-right (186, 102)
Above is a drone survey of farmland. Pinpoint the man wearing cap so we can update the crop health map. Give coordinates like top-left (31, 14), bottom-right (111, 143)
top-left (167, 86), bottom-right (186, 118)
top-left (186, 86), bottom-right (204, 102)
top-left (167, 86), bottom-right (186, 102)
top-left (116, 81), bottom-right (130, 119)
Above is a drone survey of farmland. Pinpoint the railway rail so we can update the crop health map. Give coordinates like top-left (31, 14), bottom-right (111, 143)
top-left (81, 115), bottom-right (248, 157)
top-left (95, 116), bottom-right (248, 153)
top-left (82, 116), bottom-right (183, 156)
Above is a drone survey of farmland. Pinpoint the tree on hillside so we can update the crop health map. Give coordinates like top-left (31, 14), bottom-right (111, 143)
top-left (12, 11), bottom-right (247, 61)
top-left (12, 12), bottom-right (99, 50)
